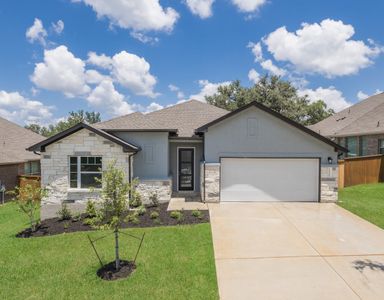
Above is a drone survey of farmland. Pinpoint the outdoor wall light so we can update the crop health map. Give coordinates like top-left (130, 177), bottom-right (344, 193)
top-left (328, 157), bottom-right (333, 164)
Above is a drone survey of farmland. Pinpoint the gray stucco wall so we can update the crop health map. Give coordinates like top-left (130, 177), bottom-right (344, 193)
top-left (114, 132), bottom-right (169, 180)
top-left (169, 141), bottom-right (203, 192)
top-left (204, 106), bottom-right (338, 164)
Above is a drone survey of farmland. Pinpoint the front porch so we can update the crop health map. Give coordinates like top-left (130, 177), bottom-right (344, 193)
top-left (167, 192), bottom-right (208, 211)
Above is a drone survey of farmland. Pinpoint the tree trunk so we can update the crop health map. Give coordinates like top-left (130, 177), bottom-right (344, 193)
top-left (114, 227), bottom-right (120, 270)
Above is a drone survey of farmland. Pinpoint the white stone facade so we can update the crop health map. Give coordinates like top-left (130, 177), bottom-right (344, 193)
top-left (40, 128), bottom-right (132, 218)
top-left (136, 179), bottom-right (172, 204)
top-left (320, 165), bottom-right (338, 202)
top-left (201, 163), bottom-right (220, 203)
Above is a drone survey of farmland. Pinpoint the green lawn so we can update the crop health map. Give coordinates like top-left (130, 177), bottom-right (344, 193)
top-left (0, 202), bottom-right (218, 300)
top-left (338, 183), bottom-right (384, 229)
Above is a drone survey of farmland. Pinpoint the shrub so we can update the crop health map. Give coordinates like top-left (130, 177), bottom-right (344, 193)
top-left (153, 218), bottom-right (161, 225)
top-left (63, 221), bottom-right (70, 230)
top-left (85, 200), bottom-right (97, 218)
top-left (150, 211), bottom-right (159, 219)
top-left (57, 203), bottom-right (72, 221)
top-left (137, 205), bottom-right (146, 216)
top-left (191, 210), bottom-right (203, 219)
top-left (125, 211), bottom-right (139, 223)
top-left (72, 212), bottom-right (82, 222)
top-left (129, 191), bottom-right (142, 208)
top-left (170, 210), bottom-right (183, 221)
top-left (149, 192), bottom-right (159, 207)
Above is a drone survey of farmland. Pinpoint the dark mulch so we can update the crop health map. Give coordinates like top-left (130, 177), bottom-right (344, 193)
top-left (97, 260), bottom-right (136, 281)
top-left (16, 203), bottom-right (209, 238)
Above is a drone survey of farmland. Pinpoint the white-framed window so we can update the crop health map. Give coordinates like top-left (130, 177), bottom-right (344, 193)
top-left (69, 156), bottom-right (102, 189)
top-left (379, 139), bottom-right (384, 155)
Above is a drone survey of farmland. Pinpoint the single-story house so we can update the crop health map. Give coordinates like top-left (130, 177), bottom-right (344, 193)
top-left (0, 116), bottom-right (45, 201)
top-left (309, 92), bottom-right (384, 157)
top-left (28, 100), bottom-right (346, 219)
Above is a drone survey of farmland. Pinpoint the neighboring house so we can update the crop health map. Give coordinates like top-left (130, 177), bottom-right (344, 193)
top-left (309, 92), bottom-right (384, 157)
top-left (28, 100), bottom-right (346, 219)
top-left (0, 116), bottom-right (45, 201)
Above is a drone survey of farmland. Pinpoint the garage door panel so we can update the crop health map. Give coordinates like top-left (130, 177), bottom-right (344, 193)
top-left (220, 158), bottom-right (319, 202)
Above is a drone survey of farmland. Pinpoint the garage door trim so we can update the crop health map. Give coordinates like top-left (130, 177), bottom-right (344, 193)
top-left (219, 156), bottom-right (321, 203)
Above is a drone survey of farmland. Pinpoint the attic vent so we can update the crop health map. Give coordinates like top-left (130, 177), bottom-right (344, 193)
top-left (378, 121), bottom-right (380, 127)
top-left (89, 133), bottom-right (96, 137)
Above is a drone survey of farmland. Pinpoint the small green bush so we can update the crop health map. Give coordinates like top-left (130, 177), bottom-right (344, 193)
top-left (153, 218), bottom-right (161, 225)
top-left (191, 210), bottom-right (203, 219)
top-left (63, 221), bottom-right (70, 229)
top-left (137, 205), bottom-right (146, 216)
top-left (125, 211), bottom-right (139, 223)
top-left (150, 211), bottom-right (159, 219)
top-left (149, 192), bottom-right (159, 207)
top-left (72, 212), bottom-right (82, 222)
top-left (85, 200), bottom-right (97, 217)
top-left (57, 203), bottom-right (72, 221)
top-left (129, 191), bottom-right (142, 208)
top-left (170, 211), bottom-right (183, 221)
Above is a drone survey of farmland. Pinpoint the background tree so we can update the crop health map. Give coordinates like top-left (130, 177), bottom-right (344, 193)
top-left (205, 75), bottom-right (334, 125)
top-left (8, 183), bottom-right (47, 231)
top-left (25, 110), bottom-right (101, 137)
top-left (96, 160), bottom-right (131, 271)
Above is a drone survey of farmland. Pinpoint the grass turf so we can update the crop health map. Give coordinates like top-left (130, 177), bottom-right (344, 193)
top-left (0, 202), bottom-right (218, 300)
top-left (338, 183), bottom-right (384, 229)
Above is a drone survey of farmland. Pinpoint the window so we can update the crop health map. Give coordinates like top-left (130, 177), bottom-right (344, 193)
top-left (346, 137), bottom-right (358, 157)
top-left (24, 161), bottom-right (40, 175)
top-left (70, 156), bottom-right (102, 189)
top-left (359, 136), bottom-right (369, 156)
top-left (379, 140), bottom-right (384, 155)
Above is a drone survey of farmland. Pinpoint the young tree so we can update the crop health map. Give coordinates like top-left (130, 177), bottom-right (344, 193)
top-left (97, 161), bottom-right (131, 271)
top-left (8, 183), bottom-right (47, 231)
top-left (25, 110), bottom-right (101, 137)
top-left (205, 75), bottom-right (334, 125)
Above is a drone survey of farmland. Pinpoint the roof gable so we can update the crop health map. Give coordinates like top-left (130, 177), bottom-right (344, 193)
top-left (196, 101), bottom-right (347, 152)
top-left (27, 123), bottom-right (140, 153)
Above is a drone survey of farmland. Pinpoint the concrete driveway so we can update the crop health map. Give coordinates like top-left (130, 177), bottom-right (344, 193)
top-left (209, 202), bottom-right (384, 300)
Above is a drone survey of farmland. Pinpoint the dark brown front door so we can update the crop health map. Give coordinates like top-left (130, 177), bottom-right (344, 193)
top-left (178, 148), bottom-right (194, 191)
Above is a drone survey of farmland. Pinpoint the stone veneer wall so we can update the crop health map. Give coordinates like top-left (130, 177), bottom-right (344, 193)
top-left (201, 162), bottom-right (338, 203)
top-left (202, 163), bottom-right (220, 203)
top-left (320, 165), bottom-right (338, 202)
top-left (40, 128), bottom-right (131, 219)
top-left (136, 179), bottom-right (172, 204)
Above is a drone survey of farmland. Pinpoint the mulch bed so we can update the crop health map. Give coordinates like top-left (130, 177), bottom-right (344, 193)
top-left (97, 260), bottom-right (136, 281)
top-left (16, 203), bottom-right (210, 238)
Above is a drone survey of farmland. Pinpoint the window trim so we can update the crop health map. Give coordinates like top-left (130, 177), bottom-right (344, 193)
top-left (69, 156), bottom-right (102, 189)
top-left (379, 139), bottom-right (384, 155)
top-left (346, 136), bottom-right (358, 157)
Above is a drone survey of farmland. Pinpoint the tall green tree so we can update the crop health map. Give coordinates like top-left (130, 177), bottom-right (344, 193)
top-left (25, 110), bottom-right (101, 137)
top-left (205, 75), bottom-right (333, 125)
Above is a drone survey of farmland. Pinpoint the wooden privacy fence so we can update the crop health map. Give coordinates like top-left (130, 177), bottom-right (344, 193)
top-left (18, 175), bottom-right (41, 189)
top-left (338, 155), bottom-right (384, 188)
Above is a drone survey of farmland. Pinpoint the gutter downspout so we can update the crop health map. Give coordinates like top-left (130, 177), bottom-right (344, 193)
top-left (128, 151), bottom-right (139, 200)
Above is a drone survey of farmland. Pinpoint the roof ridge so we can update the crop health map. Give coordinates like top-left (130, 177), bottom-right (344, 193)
top-left (95, 111), bottom-right (144, 127)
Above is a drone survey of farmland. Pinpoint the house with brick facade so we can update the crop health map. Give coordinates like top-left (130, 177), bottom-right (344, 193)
top-left (0, 116), bottom-right (44, 201)
top-left (309, 92), bottom-right (384, 157)
top-left (28, 100), bottom-right (346, 219)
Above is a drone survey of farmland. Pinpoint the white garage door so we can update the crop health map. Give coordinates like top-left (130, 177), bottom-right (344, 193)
top-left (220, 158), bottom-right (319, 202)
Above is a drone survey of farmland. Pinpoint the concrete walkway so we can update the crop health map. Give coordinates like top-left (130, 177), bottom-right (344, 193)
top-left (209, 202), bottom-right (384, 300)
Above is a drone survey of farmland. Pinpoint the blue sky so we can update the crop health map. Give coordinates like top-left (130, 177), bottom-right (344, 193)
top-left (0, 0), bottom-right (383, 125)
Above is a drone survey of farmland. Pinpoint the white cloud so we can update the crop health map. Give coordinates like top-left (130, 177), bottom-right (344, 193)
top-left (52, 20), bottom-right (64, 34)
top-left (145, 102), bottom-right (164, 113)
top-left (74, 0), bottom-right (179, 32)
top-left (231, 0), bottom-right (266, 12)
top-left (87, 79), bottom-right (133, 116)
top-left (87, 51), bottom-right (113, 69)
top-left (130, 32), bottom-right (159, 44)
top-left (26, 18), bottom-right (47, 45)
top-left (186, 0), bottom-right (215, 19)
top-left (263, 19), bottom-right (382, 77)
top-left (248, 68), bottom-right (260, 84)
top-left (357, 89), bottom-right (383, 101)
top-left (260, 59), bottom-right (287, 76)
top-left (0, 90), bottom-right (54, 125)
top-left (168, 84), bottom-right (185, 100)
top-left (189, 80), bottom-right (231, 101)
top-left (85, 69), bottom-right (110, 84)
top-left (248, 41), bottom-right (263, 62)
top-left (298, 87), bottom-right (352, 112)
top-left (31, 45), bottom-right (90, 97)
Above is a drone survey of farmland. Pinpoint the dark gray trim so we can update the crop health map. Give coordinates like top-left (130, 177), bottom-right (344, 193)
top-left (219, 156), bottom-right (321, 203)
top-left (195, 101), bottom-right (348, 153)
top-left (104, 129), bottom-right (178, 133)
top-left (27, 122), bottom-right (141, 153)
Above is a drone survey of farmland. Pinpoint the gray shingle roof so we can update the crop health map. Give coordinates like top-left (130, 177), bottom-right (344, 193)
top-left (309, 93), bottom-right (384, 137)
top-left (0, 117), bottom-right (45, 165)
top-left (95, 100), bottom-right (229, 137)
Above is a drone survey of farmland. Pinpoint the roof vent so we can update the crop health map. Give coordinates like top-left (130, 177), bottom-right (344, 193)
top-left (377, 121), bottom-right (380, 127)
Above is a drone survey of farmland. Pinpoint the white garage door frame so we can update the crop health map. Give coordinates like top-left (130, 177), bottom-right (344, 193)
top-left (219, 157), bottom-right (321, 203)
